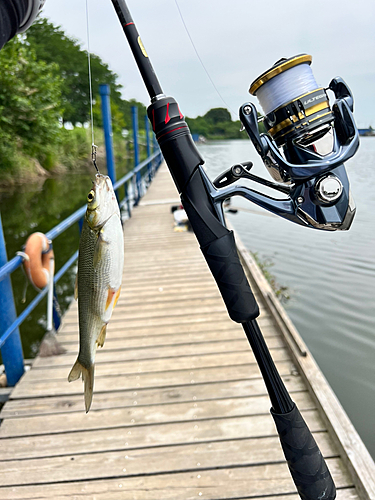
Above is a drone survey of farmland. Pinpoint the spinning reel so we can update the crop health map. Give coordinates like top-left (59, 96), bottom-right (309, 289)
top-left (213, 54), bottom-right (359, 230)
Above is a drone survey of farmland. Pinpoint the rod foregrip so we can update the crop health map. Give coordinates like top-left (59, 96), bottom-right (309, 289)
top-left (271, 404), bottom-right (336, 500)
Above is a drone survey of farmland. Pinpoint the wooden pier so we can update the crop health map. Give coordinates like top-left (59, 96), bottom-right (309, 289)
top-left (1, 164), bottom-right (374, 499)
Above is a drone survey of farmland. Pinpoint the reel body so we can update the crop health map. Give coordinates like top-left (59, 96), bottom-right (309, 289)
top-left (213, 55), bottom-right (359, 231)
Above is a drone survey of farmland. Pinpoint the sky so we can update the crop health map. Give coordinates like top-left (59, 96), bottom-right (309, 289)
top-left (41, 0), bottom-right (375, 127)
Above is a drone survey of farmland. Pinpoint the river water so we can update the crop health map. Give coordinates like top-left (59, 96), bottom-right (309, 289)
top-left (0, 138), bottom-right (374, 460)
top-left (198, 137), bottom-right (375, 460)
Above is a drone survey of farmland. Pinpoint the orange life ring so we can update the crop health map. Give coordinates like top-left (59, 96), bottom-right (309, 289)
top-left (23, 232), bottom-right (54, 290)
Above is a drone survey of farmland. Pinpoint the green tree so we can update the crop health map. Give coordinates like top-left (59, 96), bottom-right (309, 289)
top-left (26, 18), bottom-right (148, 132)
top-left (204, 107), bottom-right (231, 124)
top-left (186, 107), bottom-right (243, 139)
top-left (0, 36), bottom-right (62, 173)
top-left (26, 18), bottom-right (124, 125)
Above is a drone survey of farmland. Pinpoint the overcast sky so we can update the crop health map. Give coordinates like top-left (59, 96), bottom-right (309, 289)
top-left (42, 0), bottom-right (374, 127)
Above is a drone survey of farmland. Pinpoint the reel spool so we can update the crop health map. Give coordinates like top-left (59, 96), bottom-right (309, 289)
top-left (212, 54), bottom-right (360, 231)
top-left (250, 54), bottom-right (334, 155)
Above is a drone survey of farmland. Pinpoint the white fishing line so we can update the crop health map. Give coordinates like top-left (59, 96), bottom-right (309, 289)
top-left (85, 0), bottom-right (98, 171)
top-left (255, 63), bottom-right (319, 115)
top-left (174, 0), bottom-right (235, 115)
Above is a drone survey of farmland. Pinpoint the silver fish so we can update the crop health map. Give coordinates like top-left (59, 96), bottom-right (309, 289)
top-left (68, 174), bottom-right (124, 412)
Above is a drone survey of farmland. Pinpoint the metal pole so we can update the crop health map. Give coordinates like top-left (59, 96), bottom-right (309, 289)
top-left (145, 114), bottom-right (151, 157)
top-left (46, 257), bottom-right (55, 332)
top-left (0, 213), bottom-right (24, 386)
top-left (132, 106), bottom-right (139, 166)
top-left (132, 106), bottom-right (141, 204)
top-left (100, 84), bottom-right (117, 186)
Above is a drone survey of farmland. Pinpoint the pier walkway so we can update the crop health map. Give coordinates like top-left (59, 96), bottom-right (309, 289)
top-left (1, 164), bottom-right (374, 499)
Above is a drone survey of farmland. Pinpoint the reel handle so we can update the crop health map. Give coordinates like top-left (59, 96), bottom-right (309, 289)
top-left (213, 162), bottom-right (253, 188)
top-left (239, 103), bottom-right (268, 157)
top-left (272, 404), bottom-right (336, 500)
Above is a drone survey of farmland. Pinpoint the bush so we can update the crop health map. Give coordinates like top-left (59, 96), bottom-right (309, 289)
top-left (0, 37), bottom-right (62, 177)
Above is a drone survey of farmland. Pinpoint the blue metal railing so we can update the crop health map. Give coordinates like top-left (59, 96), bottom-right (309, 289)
top-left (0, 149), bottom-right (163, 386)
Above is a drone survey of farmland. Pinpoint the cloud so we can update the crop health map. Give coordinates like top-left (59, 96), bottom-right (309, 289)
top-left (42, 0), bottom-right (375, 126)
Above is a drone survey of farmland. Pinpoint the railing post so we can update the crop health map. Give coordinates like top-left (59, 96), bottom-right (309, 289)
top-left (125, 182), bottom-right (132, 218)
top-left (145, 115), bottom-right (152, 183)
top-left (0, 213), bottom-right (24, 386)
top-left (100, 84), bottom-right (117, 187)
top-left (132, 106), bottom-right (141, 204)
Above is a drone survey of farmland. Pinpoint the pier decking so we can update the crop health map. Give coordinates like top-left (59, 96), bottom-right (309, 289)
top-left (1, 164), bottom-right (374, 499)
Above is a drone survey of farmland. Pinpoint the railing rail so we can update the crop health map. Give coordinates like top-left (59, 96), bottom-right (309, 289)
top-left (0, 149), bottom-right (163, 384)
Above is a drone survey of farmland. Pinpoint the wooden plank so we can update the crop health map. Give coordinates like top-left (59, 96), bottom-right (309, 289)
top-left (10, 360), bottom-right (296, 399)
top-left (55, 327), bottom-right (280, 349)
top-left (56, 317), bottom-right (277, 339)
top-left (0, 377), bottom-right (306, 418)
top-left (61, 298), bottom-right (271, 322)
top-left (29, 343), bottom-right (288, 372)
top-left (58, 314), bottom-right (276, 333)
top-left (0, 391), bottom-right (314, 439)
top-left (0, 478), bottom-right (358, 500)
top-left (0, 434), bottom-right (339, 487)
top-left (0, 410), bottom-right (326, 461)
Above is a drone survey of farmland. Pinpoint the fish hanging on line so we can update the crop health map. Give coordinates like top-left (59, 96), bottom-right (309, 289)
top-left (68, 174), bottom-right (124, 412)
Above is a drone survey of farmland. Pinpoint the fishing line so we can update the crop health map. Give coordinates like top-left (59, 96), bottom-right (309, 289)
top-left (174, 0), bottom-right (236, 115)
top-left (85, 0), bottom-right (99, 173)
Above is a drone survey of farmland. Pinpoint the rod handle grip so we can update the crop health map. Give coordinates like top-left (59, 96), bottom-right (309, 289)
top-left (200, 231), bottom-right (259, 323)
top-left (271, 404), bottom-right (336, 500)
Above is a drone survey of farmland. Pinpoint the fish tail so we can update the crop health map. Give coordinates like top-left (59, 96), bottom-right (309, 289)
top-left (68, 358), bottom-right (95, 413)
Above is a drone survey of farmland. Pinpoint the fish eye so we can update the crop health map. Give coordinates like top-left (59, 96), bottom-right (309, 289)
top-left (87, 190), bottom-right (95, 202)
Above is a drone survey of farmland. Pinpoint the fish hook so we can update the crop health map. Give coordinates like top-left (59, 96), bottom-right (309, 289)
top-left (92, 143), bottom-right (99, 173)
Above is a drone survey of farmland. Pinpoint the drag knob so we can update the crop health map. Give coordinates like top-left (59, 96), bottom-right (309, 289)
top-left (315, 174), bottom-right (343, 203)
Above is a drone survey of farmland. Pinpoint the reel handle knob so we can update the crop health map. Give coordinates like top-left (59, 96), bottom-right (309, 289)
top-left (213, 162), bottom-right (253, 188)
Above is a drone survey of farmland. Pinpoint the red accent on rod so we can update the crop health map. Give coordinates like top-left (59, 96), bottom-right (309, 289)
top-left (177, 105), bottom-right (183, 119)
top-left (165, 103), bottom-right (171, 124)
top-left (158, 125), bottom-right (188, 140)
top-left (124, 22), bottom-right (134, 27)
top-left (152, 109), bottom-right (156, 131)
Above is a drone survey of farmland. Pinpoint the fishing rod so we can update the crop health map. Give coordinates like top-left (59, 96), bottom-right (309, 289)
top-left (110, 1), bottom-right (359, 498)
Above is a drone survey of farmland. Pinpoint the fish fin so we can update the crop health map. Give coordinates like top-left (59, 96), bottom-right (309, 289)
top-left (105, 288), bottom-right (115, 311)
top-left (82, 364), bottom-right (95, 413)
top-left (96, 324), bottom-right (107, 348)
top-left (68, 358), bottom-right (95, 412)
top-left (68, 358), bottom-right (82, 382)
top-left (105, 287), bottom-right (121, 312)
top-left (74, 273), bottom-right (78, 301)
top-left (93, 230), bottom-right (109, 268)
top-left (113, 287), bottom-right (121, 309)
